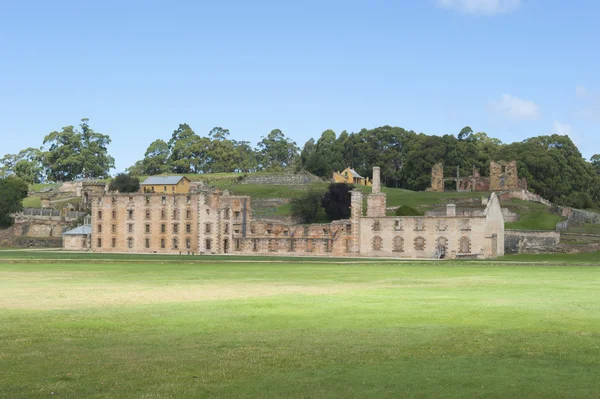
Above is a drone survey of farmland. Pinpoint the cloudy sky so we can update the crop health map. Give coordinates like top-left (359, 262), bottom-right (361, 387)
top-left (1, 0), bottom-right (598, 171)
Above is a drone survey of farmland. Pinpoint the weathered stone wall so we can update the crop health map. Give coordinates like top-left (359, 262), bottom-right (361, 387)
top-left (12, 218), bottom-right (72, 238)
top-left (88, 168), bottom-right (506, 259)
top-left (358, 215), bottom-right (490, 258)
top-left (11, 236), bottom-right (62, 248)
top-left (241, 173), bottom-right (320, 185)
top-left (430, 163), bottom-right (444, 192)
top-left (504, 230), bottom-right (560, 254)
top-left (92, 192), bottom-right (201, 254)
top-left (64, 235), bottom-right (90, 251)
top-left (490, 161), bottom-right (519, 191)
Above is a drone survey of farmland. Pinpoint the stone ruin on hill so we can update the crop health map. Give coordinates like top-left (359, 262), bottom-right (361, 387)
top-left (429, 160), bottom-right (527, 193)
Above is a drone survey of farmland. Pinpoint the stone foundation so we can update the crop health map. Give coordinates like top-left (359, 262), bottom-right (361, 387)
top-left (504, 230), bottom-right (560, 254)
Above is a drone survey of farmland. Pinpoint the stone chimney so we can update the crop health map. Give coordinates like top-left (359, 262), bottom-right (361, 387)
top-left (372, 166), bottom-right (381, 194)
top-left (446, 204), bottom-right (456, 217)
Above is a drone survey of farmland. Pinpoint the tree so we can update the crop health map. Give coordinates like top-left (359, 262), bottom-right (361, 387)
top-left (591, 154), bottom-right (600, 174)
top-left (108, 173), bottom-right (140, 193)
top-left (458, 126), bottom-right (473, 141)
top-left (257, 129), bottom-right (299, 170)
top-left (138, 139), bottom-right (172, 175)
top-left (0, 148), bottom-right (44, 183)
top-left (321, 183), bottom-right (353, 221)
top-left (291, 190), bottom-right (324, 223)
top-left (0, 176), bottom-right (29, 226)
top-left (168, 124), bottom-right (201, 173)
top-left (42, 119), bottom-right (114, 181)
top-left (304, 151), bottom-right (330, 177)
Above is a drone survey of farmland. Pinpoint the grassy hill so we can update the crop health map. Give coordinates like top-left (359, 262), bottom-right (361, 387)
top-left (23, 172), bottom-right (565, 230)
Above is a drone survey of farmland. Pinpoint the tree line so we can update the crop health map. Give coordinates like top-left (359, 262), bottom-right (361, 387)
top-left (2, 119), bottom-right (600, 208)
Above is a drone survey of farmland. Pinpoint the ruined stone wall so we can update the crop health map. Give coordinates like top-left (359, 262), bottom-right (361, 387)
top-left (63, 235), bottom-right (90, 251)
top-left (241, 173), bottom-right (321, 185)
top-left (12, 218), bottom-right (72, 238)
top-left (92, 193), bottom-right (200, 254)
top-left (11, 236), bottom-right (62, 248)
top-left (490, 161), bottom-right (519, 191)
top-left (358, 216), bottom-right (489, 258)
top-left (504, 230), bottom-right (560, 254)
top-left (230, 220), bottom-right (349, 257)
top-left (430, 163), bottom-right (444, 192)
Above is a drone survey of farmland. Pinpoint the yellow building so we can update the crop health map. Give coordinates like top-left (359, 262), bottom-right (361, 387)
top-left (333, 167), bottom-right (372, 186)
top-left (140, 176), bottom-right (191, 194)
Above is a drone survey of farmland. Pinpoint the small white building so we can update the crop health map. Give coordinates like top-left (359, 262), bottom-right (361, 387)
top-left (62, 224), bottom-right (92, 251)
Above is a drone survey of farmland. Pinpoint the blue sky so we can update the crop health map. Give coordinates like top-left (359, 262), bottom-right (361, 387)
top-left (1, 0), bottom-right (599, 172)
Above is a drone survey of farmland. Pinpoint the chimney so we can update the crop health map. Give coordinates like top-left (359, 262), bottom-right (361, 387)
top-left (446, 204), bottom-right (456, 217)
top-left (372, 166), bottom-right (381, 194)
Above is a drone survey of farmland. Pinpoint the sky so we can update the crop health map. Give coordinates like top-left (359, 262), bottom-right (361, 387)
top-left (1, 0), bottom-right (599, 172)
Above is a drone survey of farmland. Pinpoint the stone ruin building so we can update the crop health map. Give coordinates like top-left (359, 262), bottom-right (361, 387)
top-left (429, 161), bottom-right (527, 193)
top-left (77, 167), bottom-right (505, 259)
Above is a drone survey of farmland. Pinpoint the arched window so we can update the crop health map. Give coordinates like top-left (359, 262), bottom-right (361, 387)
top-left (393, 236), bottom-right (404, 252)
top-left (459, 236), bottom-right (471, 253)
top-left (414, 236), bottom-right (426, 251)
top-left (372, 236), bottom-right (382, 251)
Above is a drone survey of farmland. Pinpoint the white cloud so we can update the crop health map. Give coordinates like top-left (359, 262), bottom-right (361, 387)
top-left (491, 94), bottom-right (541, 120)
top-left (576, 85), bottom-right (588, 99)
top-left (553, 121), bottom-right (582, 146)
top-left (552, 121), bottom-right (572, 136)
top-left (437, 0), bottom-right (521, 15)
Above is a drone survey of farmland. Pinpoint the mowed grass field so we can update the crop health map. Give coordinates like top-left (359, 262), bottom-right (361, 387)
top-left (1, 253), bottom-right (599, 398)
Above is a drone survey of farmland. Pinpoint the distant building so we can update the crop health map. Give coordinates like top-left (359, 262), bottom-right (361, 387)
top-left (140, 176), bottom-right (191, 194)
top-left (333, 167), bottom-right (372, 186)
top-left (62, 224), bottom-right (92, 251)
top-left (76, 167), bottom-right (505, 259)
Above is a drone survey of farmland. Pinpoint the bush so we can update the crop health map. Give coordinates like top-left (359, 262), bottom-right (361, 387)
top-left (109, 173), bottom-right (140, 193)
top-left (0, 176), bottom-right (29, 226)
top-left (321, 183), bottom-right (354, 221)
top-left (395, 205), bottom-right (423, 216)
top-left (567, 192), bottom-right (595, 209)
top-left (291, 190), bottom-right (324, 223)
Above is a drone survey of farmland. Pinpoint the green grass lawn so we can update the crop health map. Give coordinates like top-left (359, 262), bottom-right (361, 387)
top-left (22, 195), bottom-right (41, 208)
top-left (1, 254), bottom-right (599, 398)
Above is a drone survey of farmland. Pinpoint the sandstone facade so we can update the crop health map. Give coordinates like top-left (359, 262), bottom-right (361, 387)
top-left (430, 163), bottom-right (444, 192)
top-left (89, 167), bottom-right (505, 259)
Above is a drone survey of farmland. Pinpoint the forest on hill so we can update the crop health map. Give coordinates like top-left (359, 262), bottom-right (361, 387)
top-left (2, 119), bottom-right (600, 208)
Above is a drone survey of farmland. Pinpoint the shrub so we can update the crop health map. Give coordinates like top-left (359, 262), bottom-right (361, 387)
top-left (567, 192), bottom-right (595, 209)
top-left (395, 205), bottom-right (423, 216)
top-left (291, 190), bottom-right (324, 223)
top-left (321, 183), bottom-right (354, 221)
top-left (108, 173), bottom-right (140, 193)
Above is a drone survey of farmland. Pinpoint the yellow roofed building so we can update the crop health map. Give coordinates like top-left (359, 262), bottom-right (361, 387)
top-left (333, 167), bottom-right (372, 186)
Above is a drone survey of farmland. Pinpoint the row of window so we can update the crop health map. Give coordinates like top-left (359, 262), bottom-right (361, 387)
top-left (96, 237), bottom-right (193, 250)
top-left (97, 223), bottom-right (193, 234)
top-left (371, 219), bottom-right (471, 232)
top-left (229, 238), bottom-right (333, 253)
top-left (96, 209), bottom-right (195, 220)
top-left (370, 235), bottom-right (471, 253)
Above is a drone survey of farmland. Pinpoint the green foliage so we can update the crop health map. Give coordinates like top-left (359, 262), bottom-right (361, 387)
top-left (566, 192), bottom-right (595, 209)
top-left (108, 173), bottom-right (141, 193)
top-left (0, 148), bottom-right (44, 183)
top-left (257, 129), bottom-right (299, 171)
top-left (290, 190), bottom-right (324, 223)
top-left (42, 118), bottom-right (115, 181)
top-left (395, 205), bottom-right (424, 216)
top-left (0, 176), bottom-right (29, 226)
top-left (321, 183), bottom-right (353, 221)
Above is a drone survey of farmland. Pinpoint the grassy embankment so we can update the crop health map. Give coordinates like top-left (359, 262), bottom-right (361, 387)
top-left (24, 173), bottom-right (565, 229)
top-left (0, 252), bottom-right (599, 398)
